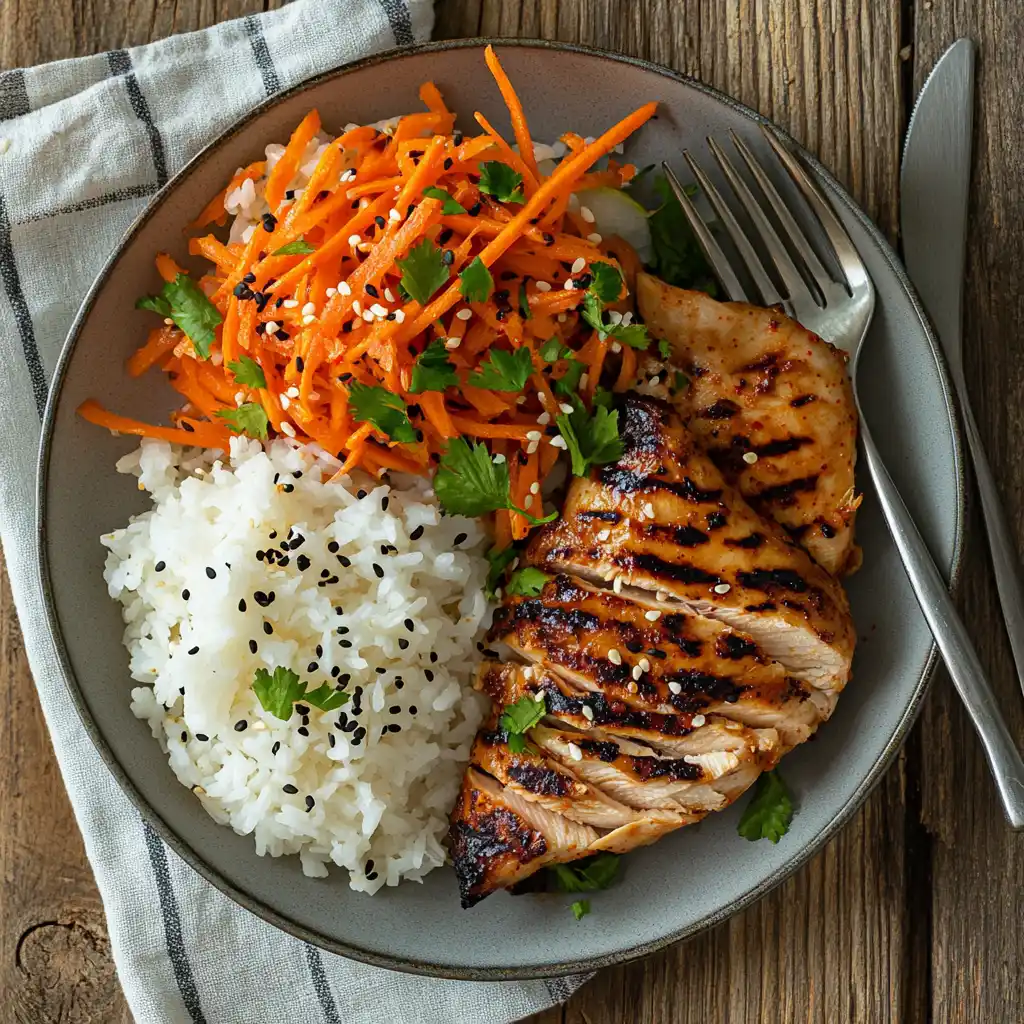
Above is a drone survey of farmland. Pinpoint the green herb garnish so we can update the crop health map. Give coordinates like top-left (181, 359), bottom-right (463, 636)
top-left (228, 355), bottom-right (266, 390)
top-left (137, 273), bottom-right (222, 359)
top-left (395, 239), bottom-right (450, 305)
top-left (580, 292), bottom-right (650, 350)
top-left (505, 566), bottom-right (551, 597)
top-left (555, 398), bottom-right (624, 477)
top-left (410, 339), bottom-right (458, 393)
top-left (478, 161), bottom-right (525, 204)
top-left (588, 262), bottom-right (625, 304)
top-left (469, 347), bottom-right (534, 391)
top-left (422, 186), bottom-right (467, 215)
top-left (518, 281), bottom-right (532, 320)
top-left (252, 667), bottom-right (349, 721)
top-left (485, 545), bottom-right (519, 600)
top-left (272, 237), bottom-right (316, 256)
top-left (499, 693), bottom-right (546, 753)
top-left (347, 381), bottom-right (417, 443)
top-left (215, 402), bottom-right (269, 440)
top-left (571, 899), bottom-right (591, 921)
top-left (459, 256), bottom-right (493, 304)
top-left (550, 853), bottom-right (621, 892)
top-left (647, 175), bottom-right (718, 295)
top-left (737, 770), bottom-right (793, 844)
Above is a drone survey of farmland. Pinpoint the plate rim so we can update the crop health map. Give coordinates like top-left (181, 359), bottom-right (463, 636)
top-left (35, 36), bottom-right (966, 980)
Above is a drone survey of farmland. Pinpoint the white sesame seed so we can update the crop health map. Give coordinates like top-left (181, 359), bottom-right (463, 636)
top-left (534, 690), bottom-right (545, 702)
top-left (326, 287), bottom-right (337, 297)
top-left (526, 430), bottom-right (542, 441)
top-left (282, 299), bottom-right (300, 309)
top-left (361, 309), bottom-right (375, 322)
top-left (713, 583), bottom-right (732, 594)
top-left (597, 529), bottom-right (610, 542)
top-left (384, 288), bottom-right (395, 302)
top-left (644, 502), bottom-right (655, 518)
top-left (359, 199), bottom-right (369, 208)
top-left (515, 395), bottom-right (526, 404)
top-left (339, 281), bottom-right (352, 296)
top-left (234, 391), bottom-right (244, 405)
top-left (668, 681), bottom-right (683, 695)
top-left (742, 451), bottom-right (759, 464)
top-left (587, 232), bottom-right (603, 244)
top-left (557, 313), bottom-right (567, 323)
top-left (612, 575), bottom-right (624, 594)
top-left (280, 394), bottom-right (291, 409)
top-left (631, 665), bottom-right (643, 681)
top-left (608, 648), bottom-right (622, 665)
top-left (444, 336), bottom-right (461, 350)
top-left (350, 317), bottom-right (362, 330)
top-left (530, 482), bottom-right (541, 494)
top-left (535, 280), bottom-right (552, 292)
top-left (251, 719), bottom-right (267, 731)
top-left (692, 714), bottom-right (706, 727)
top-left (163, 317), bottom-right (174, 326)
top-left (301, 302), bottom-right (316, 316)
top-left (302, 314), bottom-right (316, 325)
top-left (523, 494), bottom-right (534, 509)
top-left (550, 435), bottom-right (568, 449)
top-left (340, 168), bottom-right (356, 182)
top-left (347, 234), bottom-right (361, 246)
top-left (607, 310), bottom-right (623, 325)
top-left (265, 321), bottom-right (279, 335)
top-left (394, 309), bottom-right (406, 323)
top-left (639, 658), bottom-right (651, 672)
top-left (567, 742), bottom-right (583, 762)
top-left (558, 402), bottom-right (574, 414)
top-left (493, 453), bottom-right (506, 464)
top-left (581, 704), bottom-right (595, 721)
top-left (456, 308), bottom-right (472, 321)
top-left (523, 665), bottom-right (535, 680)
top-left (611, 341), bottom-right (622, 354)
top-left (579, 373), bottom-right (590, 388)
top-left (580, 205), bottom-right (595, 223)
top-left (526, 440), bottom-right (539, 454)
top-left (286, 386), bottom-right (300, 398)
top-left (389, 207), bottom-right (402, 222)
top-left (370, 303), bottom-right (388, 317)
top-left (537, 411), bottom-right (551, 425)
top-left (621, 311), bottom-right (633, 326)
top-left (563, 278), bottom-right (576, 291)
top-left (571, 257), bottom-right (586, 274)
top-left (279, 421), bottom-right (296, 437)
top-left (645, 609), bottom-right (661, 621)
top-left (352, 300), bottom-right (362, 315)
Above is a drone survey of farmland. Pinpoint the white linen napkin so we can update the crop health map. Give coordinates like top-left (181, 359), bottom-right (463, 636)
top-left (0, 2), bottom-right (586, 1020)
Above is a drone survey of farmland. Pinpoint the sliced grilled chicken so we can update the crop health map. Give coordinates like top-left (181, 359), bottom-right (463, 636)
top-left (470, 719), bottom-right (642, 829)
top-left (590, 813), bottom-right (700, 854)
top-left (636, 274), bottom-right (859, 576)
top-left (527, 394), bottom-right (855, 691)
top-left (448, 768), bottom-right (599, 907)
top-left (489, 574), bottom-right (827, 747)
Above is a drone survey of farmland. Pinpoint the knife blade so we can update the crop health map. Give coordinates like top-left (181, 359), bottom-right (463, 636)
top-left (901, 38), bottom-right (1024, 703)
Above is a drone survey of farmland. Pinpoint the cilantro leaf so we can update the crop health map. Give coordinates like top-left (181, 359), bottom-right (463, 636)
top-left (658, 338), bottom-right (672, 360)
top-left (304, 682), bottom-right (350, 713)
top-left (478, 161), bottom-right (525, 204)
top-left (555, 400), bottom-right (623, 477)
top-left (500, 693), bottom-right (546, 752)
top-left (505, 566), bottom-right (551, 597)
top-left (571, 899), bottom-right (591, 921)
top-left (737, 770), bottom-right (794, 843)
top-left (422, 186), bottom-right (467, 215)
top-left (613, 323), bottom-right (651, 350)
top-left (647, 175), bottom-right (718, 295)
top-left (550, 853), bottom-right (621, 893)
top-left (553, 356), bottom-right (585, 397)
top-left (459, 256), bottom-right (493, 303)
top-left (396, 239), bottom-right (450, 305)
top-left (672, 370), bottom-right (690, 393)
top-left (252, 667), bottom-right (306, 721)
top-left (272, 237), bottom-right (316, 256)
top-left (588, 262), bottom-right (624, 304)
top-left (137, 273), bottom-right (222, 358)
top-left (518, 281), bottom-right (531, 320)
top-left (433, 438), bottom-right (556, 524)
top-left (485, 545), bottom-right (518, 600)
top-left (228, 355), bottom-right (266, 390)
top-left (592, 386), bottom-right (614, 410)
top-left (581, 292), bottom-right (650, 350)
top-left (410, 339), bottom-right (458, 393)
top-left (215, 402), bottom-right (269, 440)
top-left (348, 381), bottom-right (417, 443)
top-left (469, 347), bottom-right (533, 391)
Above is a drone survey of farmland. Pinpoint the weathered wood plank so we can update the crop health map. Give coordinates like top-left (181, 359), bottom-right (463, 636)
top-left (912, 3), bottom-right (1024, 1022)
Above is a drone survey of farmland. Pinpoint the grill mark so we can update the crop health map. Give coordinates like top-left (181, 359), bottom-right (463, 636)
top-left (540, 682), bottom-right (699, 736)
top-left (725, 532), bottom-right (765, 550)
top-left (706, 511), bottom-right (728, 529)
top-left (596, 467), bottom-right (724, 504)
top-left (739, 353), bottom-right (779, 372)
top-left (506, 760), bottom-right (575, 798)
top-left (745, 600), bottom-right (777, 612)
top-left (790, 394), bottom-right (817, 408)
top-left (644, 523), bottom-right (709, 547)
top-left (577, 510), bottom-right (622, 523)
top-left (576, 738), bottom-right (620, 762)
top-left (700, 398), bottom-right (740, 419)
top-left (716, 633), bottom-right (760, 660)
top-left (665, 669), bottom-right (746, 711)
top-left (575, 739), bottom-right (704, 781)
top-left (630, 553), bottom-right (720, 586)
top-left (752, 474), bottom-right (819, 507)
top-left (737, 568), bottom-right (810, 593)
top-left (754, 436), bottom-right (813, 458)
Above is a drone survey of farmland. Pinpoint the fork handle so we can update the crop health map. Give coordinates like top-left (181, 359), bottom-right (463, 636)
top-left (859, 419), bottom-right (1024, 828)
top-left (959, 396), bottom-right (1024, 697)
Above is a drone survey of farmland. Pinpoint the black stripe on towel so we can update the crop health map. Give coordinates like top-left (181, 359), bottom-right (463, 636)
top-left (142, 823), bottom-right (208, 1024)
top-left (378, 0), bottom-right (416, 46)
top-left (20, 183), bottom-right (160, 225)
top-left (0, 192), bottom-right (47, 419)
top-left (305, 943), bottom-right (343, 1024)
top-left (0, 69), bottom-right (30, 121)
top-left (244, 16), bottom-right (282, 97)
top-left (107, 50), bottom-right (168, 187)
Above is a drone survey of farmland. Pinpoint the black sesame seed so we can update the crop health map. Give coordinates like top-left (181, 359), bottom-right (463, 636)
top-left (254, 591), bottom-right (274, 607)
top-left (381, 496), bottom-right (390, 511)
top-left (429, 652), bottom-right (438, 663)
top-left (243, 272), bottom-right (256, 284)
top-left (467, 202), bottom-right (482, 217)
top-left (394, 678), bottom-right (404, 690)
top-left (342, 321), bottom-right (353, 333)
top-left (205, 566), bottom-right (217, 580)
top-left (441, 249), bottom-right (454, 265)
top-left (330, 666), bottom-right (340, 678)
top-left (626, 640), bottom-right (644, 653)
top-left (181, 730), bottom-right (188, 743)
top-left (196, 733), bottom-right (209, 742)
top-left (305, 795), bottom-right (315, 810)
top-left (340, 674), bottom-right (351, 685)
top-left (281, 483), bottom-right (294, 493)
top-left (179, 687), bottom-right (185, 695)
top-left (327, 541), bottom-right (340, 553)
top-left (298, 726), bottom-right (309, 737)
top-left (437, 227), bottom-right (454, 246)
top-left (404, 619), bottom-right (414, 632)
top-left (297, 554), bottom-right (311, 571)
top-left (283, 784), bottom-right (299, 794)
top-left (234, 720), bottom-right (247, 732)
top-left (366, 870), bottom-right (378, 880)
top-left (316, 644), bottom-right (323, 658)
top-left (328, 733), bottom-right (336, 747)
top-left (647, 648), bottom-right (667, 659)
top-left (154, 560), bottom-right (166, 573)
top-left (180, 421), bottom-right (195, 433)
top-left (389, 705), bottom-right (401, 714)
top-left (307, 662), bottom-right (319, 673)
top-left (278, 555), bottom-right (290, 567)
top-left (375, 667), bottom-right (386, 676)
top-left (302, 715), bottom-right (310, 726)
top-left (272, 741), bottom-right (281, 755)
top-left (339, 639), bottom-right (352, 648)
top-left (336, 625), bottom-right (350, 635)
top-left (409, 706), bottom-right (418, 715)
top-left (262, 212), bottom-right (277, 231)
top-left (295, 703), bottom-right (309, 715)
top-left (182, 589), bottom-right (190, 601)
top-left (388, 723), bottom-right (402, 733)
top-left (249, 639), bottom-right (258, 654)
top-left (295, 356), bottom-right (305, 373)
top-left (409, 525), bottom-right (424, 542)
top-left (398, 638), bottom-right (409, 650)
top-left (453, 532), bottom-right (467, 546)
top-left (263, 621), bottom-right (273, 635)
top-left (238, 598), bottom-right (247, 613)
top-left (321, 568), bottom-right (331, 578)
top-left (356, 489), bottom-right (367, 500)
top-left (424, 669), bottom-right (434, 682)
top-left (188, 646), bottom-right (199, 656)
top-left (372, 563), bottom-right (384, 578)
top-left (365, 283), bottom-right (379, 297)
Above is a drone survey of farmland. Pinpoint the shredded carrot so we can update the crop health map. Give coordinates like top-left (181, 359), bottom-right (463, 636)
top-left (127, 326), bottom-right (178, 377)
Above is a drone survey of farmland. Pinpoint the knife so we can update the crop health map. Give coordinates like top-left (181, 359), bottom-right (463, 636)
top-left (901, 40), bottom-right (1024, 700)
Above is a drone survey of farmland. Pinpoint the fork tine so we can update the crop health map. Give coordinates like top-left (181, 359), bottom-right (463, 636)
top-left (706, 136), bottom-right (817, 312)
top-left (679, 153), bottom-right (783, 307)
top-left (661, 164), bottom-right (749, 302)
top-left (760, 127), bottom-right (869, 293)
top-left (728, 131), bottom-right (833, 294)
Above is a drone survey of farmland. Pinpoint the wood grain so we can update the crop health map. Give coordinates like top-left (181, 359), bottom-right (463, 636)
top-left (0, 2), bottom-right (1021, 1023)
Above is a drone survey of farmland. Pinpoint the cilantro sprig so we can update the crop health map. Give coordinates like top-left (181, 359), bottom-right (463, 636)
top-left (468, 346), bottom-right (533, 391)
top-left (137, 273), bottom-right (222, 359)
top-left (396, 240), bottom-right (450, 305)
top-left (737, 770), bottom-right (793, 843)
top-left (505, 566), bottom-right (551, 597)
top-left (252, 667), bottom-right (350, 721)
top-left (571, 900), bottom-right (590, 921)
top-left (485, 545), bottom-right (519, 600)
top-left (550, 853), bottom-right (621, 893)
top-left (433, 438), bottom-right (556, 525)
top-left (228, 355), bottom-right (266, 390)
top-left (215, 402), bottom-right (269, 440)
top-left (555, 398), bottom-right (624, 477)
top-left (459, 256), bottom-right (493, 303)
top-left (579, 262), bottom-right (650, 350)
top-left (272, 237), bottom-right (316, 256)
top-left (499, 693), bottom-right (546, 753)
top-left (647, 175), bottom-right (718, 295)
top-left (410, 339), bottom-right (458, 393)
top-left (540, 338), bottom-right (585, 397)
top-left (347, 381), bottom-right (417, 443)
top-left (478, 161), bottom-right (525, 204)
top-left (422, 186), bottom-right (467, 215)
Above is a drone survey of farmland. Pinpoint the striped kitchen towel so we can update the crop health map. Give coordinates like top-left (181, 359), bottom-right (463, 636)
top-left (0, 2), bottom-right (586, 1021)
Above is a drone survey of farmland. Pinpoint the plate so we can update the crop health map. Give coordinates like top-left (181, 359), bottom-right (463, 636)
top-left (36, 39), bottom-right (964, 979)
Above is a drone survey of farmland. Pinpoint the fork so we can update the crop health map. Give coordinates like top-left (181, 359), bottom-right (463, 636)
top-left (662, 131), bottom-right (1024, 829)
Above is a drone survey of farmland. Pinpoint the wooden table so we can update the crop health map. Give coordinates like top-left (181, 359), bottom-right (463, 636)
top-left (1, 1), bottom-right (1021, 1021)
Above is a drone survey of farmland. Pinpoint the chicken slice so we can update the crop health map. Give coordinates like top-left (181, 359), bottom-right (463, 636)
top-left (527, 394), bottom-right (855, 691)
top-left (489, 573), bottom-right (825, 748)
top-left (448, 768), bottom-right (599, 908)
top-left (636, 273), bottom-right (859, 576)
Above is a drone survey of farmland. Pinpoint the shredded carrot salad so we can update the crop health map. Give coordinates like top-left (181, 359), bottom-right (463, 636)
top-left (79, 47), bottom-right (658, 543)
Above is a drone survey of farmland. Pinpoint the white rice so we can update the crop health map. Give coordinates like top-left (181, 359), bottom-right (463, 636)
top-left (102, 437), bottom-right (490, 891)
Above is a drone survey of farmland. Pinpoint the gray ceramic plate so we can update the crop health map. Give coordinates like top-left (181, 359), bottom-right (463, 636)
top-left (37, 40), bottom-right (963, 979)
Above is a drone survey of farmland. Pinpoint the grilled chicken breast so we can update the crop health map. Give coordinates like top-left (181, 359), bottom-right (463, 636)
top-left (528, 395), bottom-right (855, 691)
top-left (636, 273), bottom-right (859, 576)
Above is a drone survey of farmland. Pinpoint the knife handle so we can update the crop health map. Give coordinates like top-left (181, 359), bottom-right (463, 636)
top-left (959, 396), bottom-right (1024, 694)
top-left (859, 418), bottom-right (1024, 829)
